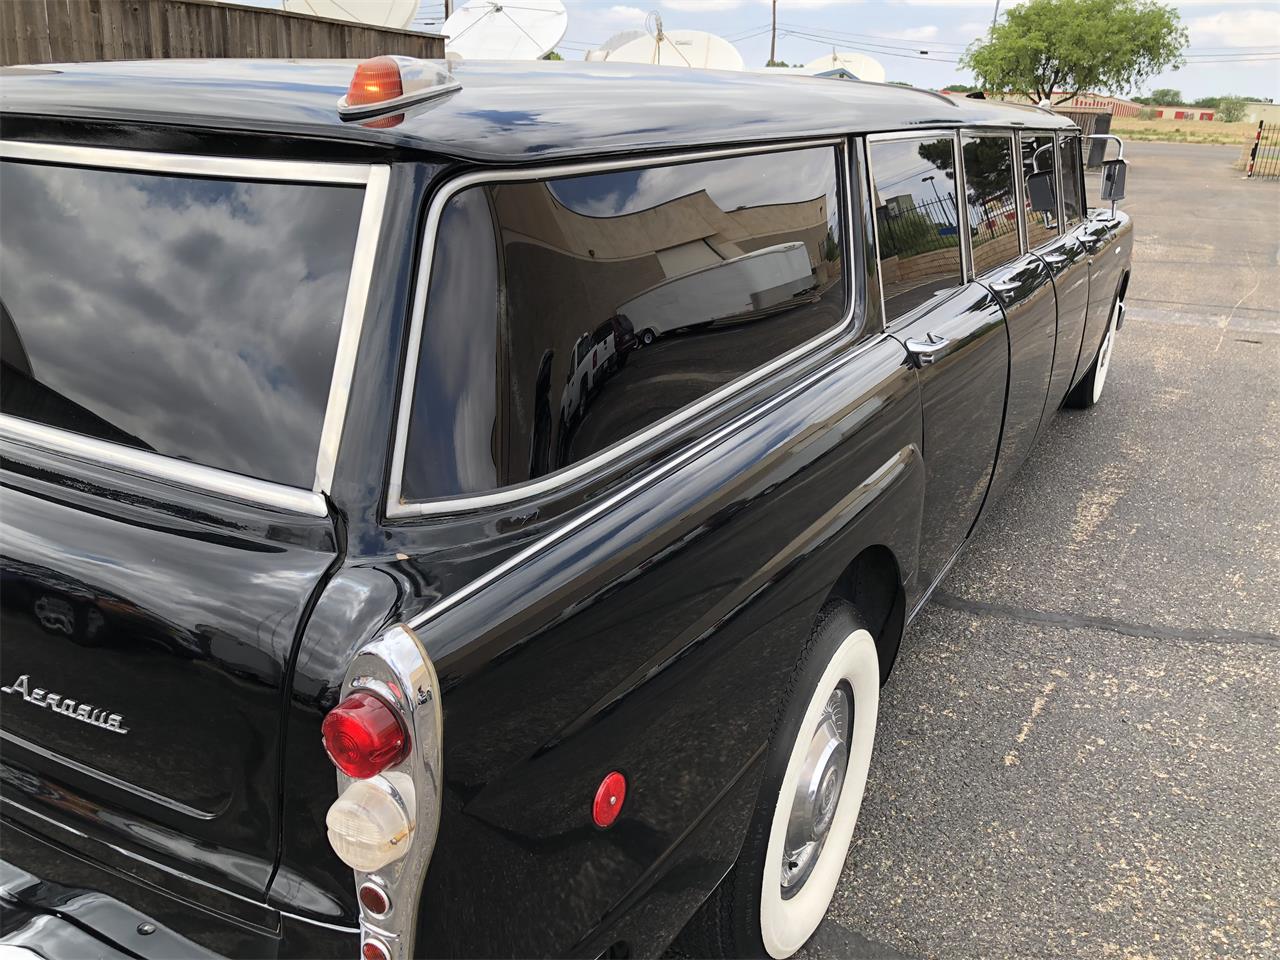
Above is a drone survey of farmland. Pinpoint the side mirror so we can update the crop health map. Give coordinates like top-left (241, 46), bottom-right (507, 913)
top-left (1101, 158), bottom-right (1127, 201)
top-left (1026, 170), bottom-right (1056, 213)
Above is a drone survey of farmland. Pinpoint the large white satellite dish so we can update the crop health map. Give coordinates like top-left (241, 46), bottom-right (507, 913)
top-left (442, 0), bottom-right (569, 61)
top-left (803, 51), bottom-right (886, 83)
top-left (282, 0), bottom-right (419, 30)
top-left (606, 28), bottom-right (744, 71)
top-left (585, 28), bottom-right (647, 61)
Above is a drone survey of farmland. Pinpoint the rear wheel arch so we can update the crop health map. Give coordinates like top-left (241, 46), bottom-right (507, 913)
top-left (823, 544), bottom-right (904, 684)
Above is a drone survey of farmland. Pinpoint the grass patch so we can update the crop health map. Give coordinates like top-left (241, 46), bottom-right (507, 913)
top-left (1109, 115), bottom-right (1257, 146)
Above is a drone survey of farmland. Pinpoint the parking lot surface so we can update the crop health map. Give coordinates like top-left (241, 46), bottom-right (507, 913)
top-left (804, 141), bottom-right (1280, 958)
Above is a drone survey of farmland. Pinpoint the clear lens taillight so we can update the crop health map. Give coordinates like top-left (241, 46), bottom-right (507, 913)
top-left (326, 773), bottom-right (416, 872)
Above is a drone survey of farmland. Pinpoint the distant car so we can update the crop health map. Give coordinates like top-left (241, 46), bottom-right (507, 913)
top-left (0, 56), bottom-right (1130, 960)
top-left (624, 240), bottom-right (817, 344)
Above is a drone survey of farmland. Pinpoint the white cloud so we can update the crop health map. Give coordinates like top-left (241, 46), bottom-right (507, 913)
top-left (600, 4), bottom-right (648, 26)
top-left (1189, 8), bottom-right (1280, 48)
top-left (886, 25), bottom-right (940, 40)
top-left (659, 0), bottom-right (746, 10)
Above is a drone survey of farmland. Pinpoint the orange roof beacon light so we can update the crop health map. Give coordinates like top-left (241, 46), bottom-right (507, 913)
top-left (337, 56), bottom-right (461, 122)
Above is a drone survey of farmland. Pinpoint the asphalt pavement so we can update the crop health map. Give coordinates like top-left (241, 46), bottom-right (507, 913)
top-left (803, 141), bottom-right (1280, 958)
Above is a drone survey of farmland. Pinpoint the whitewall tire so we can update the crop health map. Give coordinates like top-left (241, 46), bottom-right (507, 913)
top-left (673, 601), bottom-right (880, 959)
top-left (760, 628), bottom-right (879, 958)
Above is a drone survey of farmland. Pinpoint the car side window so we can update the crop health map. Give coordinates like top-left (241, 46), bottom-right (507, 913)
top-left (399, 146), bottom-right (848, 503)
top-left (868, 136), bottom-right (964, 323)
top-left (1020, 133), bottom-right (1060, 249)
top-left (1058, 133), bottom-right (1086, 226)
top-left (960, 134), bottom-right (1021, 276)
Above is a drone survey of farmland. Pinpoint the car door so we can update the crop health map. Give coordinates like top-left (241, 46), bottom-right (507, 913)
top-left (868, 133), bottom-right (1008, 601)
top-left (1036, 131), bottom-right (1092, 424)
top-left (960, 131), bottom-right (1059, 507)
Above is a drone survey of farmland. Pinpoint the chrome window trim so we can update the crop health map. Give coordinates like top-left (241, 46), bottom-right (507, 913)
top-left (388, 137), bottom-right (859, 518)
top-left (954, 130), bottom-right (973, 280)
top-left (0, 417), bottom-right (329, 516)
top-left (0, 140), bottom-right (373, 184)
top-left (865, 128), bottom-right (965, 331)
top-left (0, 141), bottom-right (390, 516)
top-left (316, 165), bottom-right (389, 493)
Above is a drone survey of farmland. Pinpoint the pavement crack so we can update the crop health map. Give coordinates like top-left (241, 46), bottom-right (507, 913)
top-left (931, 592), bottom-right (1280, 649)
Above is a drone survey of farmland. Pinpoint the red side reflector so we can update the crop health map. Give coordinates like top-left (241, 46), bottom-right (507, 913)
top-left (346, 56), bottom-right (403, 110)
top-left (362, 938), bottom-right (391, 960)
top-left (358, 881), bottom-right (390, 916)
top-left (592, 771), bottom-right (627, 828)
top-left (322, 691), bottom-right (408, 780)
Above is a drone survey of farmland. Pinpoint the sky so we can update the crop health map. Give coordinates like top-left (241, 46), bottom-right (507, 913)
top-left (258, 0), bottom-right (1280, 101)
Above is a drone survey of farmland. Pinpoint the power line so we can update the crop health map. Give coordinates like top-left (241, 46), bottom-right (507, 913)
top-left (779, 27), bottom-right (961, 63)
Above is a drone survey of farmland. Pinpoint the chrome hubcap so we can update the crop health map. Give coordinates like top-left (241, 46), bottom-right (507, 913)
top-left (780, 687), bottom-right (852, 897)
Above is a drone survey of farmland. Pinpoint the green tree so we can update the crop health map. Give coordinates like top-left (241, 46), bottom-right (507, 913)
top-left (765, 59), bottom-right (790, 67)
top-left (1217, 96), bottom-right (1247, 122)
top-left (945, 82), bottom-right (980, 92)
top-left (1192, 95), bottom-right (1220, 108)
top-left (963, 0), bottom-right (1187, 104)
top-left (541, 50), bottom-right (563, 61)
top-left (1150, 87), bottom-right (1183, 105)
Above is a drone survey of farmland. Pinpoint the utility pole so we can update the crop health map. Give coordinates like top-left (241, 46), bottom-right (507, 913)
top-left (990, 0), bottom-right (1000, 30)
top-left (770, 0), bottom-right (777, 65)
top-left (444, 0), bottom-right (453, 19)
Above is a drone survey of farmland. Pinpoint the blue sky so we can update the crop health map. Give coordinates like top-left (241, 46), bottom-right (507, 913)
top-left (258, 1), bottom-right (1280, 101)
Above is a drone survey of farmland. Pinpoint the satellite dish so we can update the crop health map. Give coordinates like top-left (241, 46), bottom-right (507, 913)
top-left (586, 28), bottom-right (647, 60)
top-left (282, 0), bottom-right (419, 30)
top-left (606, 24), bottom-right (745, 71)
top-left (803, 51), bottom-right (886, 83)
top-left (442, 0), bottom-right (569, 61)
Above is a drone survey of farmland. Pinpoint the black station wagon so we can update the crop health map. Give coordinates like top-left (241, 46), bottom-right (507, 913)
top-left (0, 57), bottom-right (1132, 960)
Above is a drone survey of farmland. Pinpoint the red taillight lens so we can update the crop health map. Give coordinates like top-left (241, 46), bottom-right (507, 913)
top-left (322, 691), bottom-right (408, 779)
top-left (346, 56), bottom-right (403, 109)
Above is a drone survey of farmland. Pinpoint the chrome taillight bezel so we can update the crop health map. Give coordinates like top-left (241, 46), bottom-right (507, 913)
top-left (331, 624), bottom-right (443, 960)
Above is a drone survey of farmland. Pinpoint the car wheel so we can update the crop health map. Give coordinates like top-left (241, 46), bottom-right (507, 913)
top-left (676, 600), bottom-right (879, 959)
top-left (641, 329), bottom-right (655, 345)
top-left (1067, 293), bottom-right (1121, 409)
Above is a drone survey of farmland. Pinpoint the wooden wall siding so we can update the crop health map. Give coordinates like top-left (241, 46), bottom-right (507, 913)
top-left (0, 0), bottom-right (444, 66)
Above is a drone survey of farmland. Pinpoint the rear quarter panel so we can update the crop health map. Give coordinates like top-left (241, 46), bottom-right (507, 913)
top-left (375, 333), bottom-right (923, 958)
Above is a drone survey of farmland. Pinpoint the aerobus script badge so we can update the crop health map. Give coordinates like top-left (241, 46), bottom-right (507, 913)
top-left (0, 674), bottom-right (129, 735)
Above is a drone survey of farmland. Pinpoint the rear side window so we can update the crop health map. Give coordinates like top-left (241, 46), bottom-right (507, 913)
top-left (869, 136), bottom-right (963, 322)
top-left (0, 161), bottom-right (364, 488)
top-left (1020, 134), bottom-right (1060, 249)
top-left (961, 134), bottom-right (1021, 275)
top-left (399, 146), bottom-right (847, 503)
top-left (1058, 134), bottom-right (1086, 225)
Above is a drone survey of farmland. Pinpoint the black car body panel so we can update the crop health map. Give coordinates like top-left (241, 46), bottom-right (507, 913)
top-left (1, 60), bottom-right (1068, 164)
top-left (0, 59), bottom-right (1130, 959)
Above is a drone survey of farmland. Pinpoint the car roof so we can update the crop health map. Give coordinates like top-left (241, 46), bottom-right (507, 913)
top-left (0, 58), bottom-right (1075, 164)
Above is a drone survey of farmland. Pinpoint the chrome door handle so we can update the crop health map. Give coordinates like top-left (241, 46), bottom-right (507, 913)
top-left (904, 332), bottom-right (951, 367)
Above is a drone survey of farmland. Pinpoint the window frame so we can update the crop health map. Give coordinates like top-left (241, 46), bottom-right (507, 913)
top-left (0, 140), bottom-right (389, 517)
top-left (958, 130), bottom-right (1027, 278)
top-left (1016, 129), bottom-right (1066, 251)
top-left (865, 128), bottom-right (969, 329)
top-left (387, 137), bottom-right (862, 519)
top-left (1056, 130), bottom-right (1087, 227)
